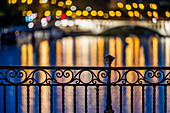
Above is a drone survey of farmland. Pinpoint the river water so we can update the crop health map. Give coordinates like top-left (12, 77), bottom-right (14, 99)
top-left (0, 35), bottom-right (170, 113)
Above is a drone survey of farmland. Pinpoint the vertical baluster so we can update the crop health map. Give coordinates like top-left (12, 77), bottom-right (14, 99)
top-left (85, 85), bottom-right (88, 113)
top-left (142, 86), bottom-right (145, 113)
top-left (73, 86), bottom-right (76, 113)
top-left (50, 85), bottom-right (53, 113)
top-left (15, 85), bottom-right (18, 113)
top-left (96, 85), bottom-right (99, 113)
top-left (27, 85), bottom-right (30, 113)
top-left (3, 85), bottom-right (6, 113)
top-left (119, 85), bottom-right (122, 113)
top-left (153, 85), bottom-right (156, 113)
top-left (62, 85), bottom-right (65, 113)
top-left (39, 85), bottom-right (42, 113)
top-left (164, 85), bottom-right (167, 113)
top-left (131, 85), bottom-right (133, 113)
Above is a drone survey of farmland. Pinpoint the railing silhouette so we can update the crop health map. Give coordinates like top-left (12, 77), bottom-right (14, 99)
top-left (0, 55), bottom-right (170, 113)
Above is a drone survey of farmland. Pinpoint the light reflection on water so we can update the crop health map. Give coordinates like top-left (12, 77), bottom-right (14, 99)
top-left (0, 35), bottom-right (170, 113)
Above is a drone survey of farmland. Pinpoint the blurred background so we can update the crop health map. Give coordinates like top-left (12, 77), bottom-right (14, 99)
top-left (0, 0), bottom-right (170, 113)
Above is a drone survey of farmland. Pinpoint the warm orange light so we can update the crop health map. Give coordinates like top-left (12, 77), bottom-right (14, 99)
top-left (134, 11), bottom-right (139, 17)
top-left (165, 11), bottom-right (170, 17)
top-left (21, 0), bottom-right (26, 3)
top-left (27, 10), bottom-right (32, 16)
top-left (91, 10), bottom-right (97, 16)
top-left (22, 11), bottom-right (27, 16)
top-left (109, 11), bottom-right (115, 17)
top-left (117, 2), bottom-right (123, 8)
top-left (139, 3), bottom-right (144, 9)
top-left (51, 0), bottom-right (57, 4)
top-left (147, 11), bottom-right (152, 17)
top-left (153, 11), bottom-right (158, 17)
top-left (76, 10), bottom-right (82, 16)
top-left (56, 10), bottom-right (62, 16)
top-left (82, 10), bottom-right (89, 16)
top-left (103, 13), bottom-right (109, 19)
top-left (125, 4), bottom-right (131, 10)
top-left (132, 3), bottom-right (138, 8)
top-left (44, 11), bottom-right (50, 16)
top-left (98, 10), bottom-right (104, 17)
top-left (66, 10), bottom-right (72, 16)
top-left (27, 0), bottom-right (33, 4)
top-left (65, 0), bottom-right (72, 6)
top-left (71, 12), bottom-right (76, 18)
top-left (128, 11), bottom-right (134, 17)
top-left (116, 11), bottom-right (121, 17)
top-left (58, 1), bottom-right (64, 7)
top-left (12, 0), bottom-right (17, 4)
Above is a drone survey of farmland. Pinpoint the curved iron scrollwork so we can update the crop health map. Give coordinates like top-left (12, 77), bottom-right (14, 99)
top-left (0, 66), bottom-right (170, 85)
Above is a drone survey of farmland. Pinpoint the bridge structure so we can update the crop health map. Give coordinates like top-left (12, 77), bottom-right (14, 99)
top-left (60, 19), bottom-right (170, 37)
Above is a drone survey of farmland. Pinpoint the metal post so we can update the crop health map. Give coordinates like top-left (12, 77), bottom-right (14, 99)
top-left (104, 55), bottom-right (115, 113)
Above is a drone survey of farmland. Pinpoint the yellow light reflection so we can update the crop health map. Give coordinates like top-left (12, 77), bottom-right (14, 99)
top-left (56, 39), bottom-right (63, 66)
top-left (109, 38), bottom-right (115, 67)
top-left (71, 12), bottom-right (76, 18)
top-left (98, 37), bottom-right (104, 66)
top-left (139, 46), bottom-right (145, 66)
top-left (152, 37), bottom-right (158, 66)
top-left (153, 11), bottom-right (158, 18)
top-left (75, 37), bottom-right (81, 66)
top-left (91, 37), bottom-right (97, 66)
top-left (22, 11), bottom-right (27, 16)
top-left (116, 37), bottom-right (123, 66)
top-left (21, 44), bottom-right (27, 66)
top-left (65, 37), bottom-right (73, 66)
top-left (165, 38), bottom-right (170, 66)
top-left (125, 37), bottom-right (133, 66)
top-left (39, 41), bottom-right (50, 113)
top-left (134, 36), bottom-right (140, 66)
top-left (27, 10), bottom-right (32, 16)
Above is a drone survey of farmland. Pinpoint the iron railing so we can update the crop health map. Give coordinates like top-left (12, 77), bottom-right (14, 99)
top-left (0, 55), bottom-right (170, 113)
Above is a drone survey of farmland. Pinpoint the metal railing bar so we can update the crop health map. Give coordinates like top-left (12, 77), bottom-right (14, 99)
top-left (96, 85), bottom-right (99, 113)
top-left (153, 85), bottom-right (156, 113)
top-left (131, 85), bottom-right (133, 113)
top-left (164, 85), bottom-right (167, 113)
top-left (62, 85), bottom-right (65, 113)
top-left (142, 86), bottom-right (145, 113)
top-left (15, 85), bottom-right (18, 113)
top-left (3, 85), bottom-right (6, 113)
top-left (27, 86), bottom-right (30, 113)
top-left (119, 85), bottom-right (122, 113)
top-left (85, 85), bottom-right (88, 113)
top-left (39, 85), bottom-right (42, 113)
top-left (73, 86), bottom-right (76, 113)
top-left (50, 85), bottom-right (53, 113)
